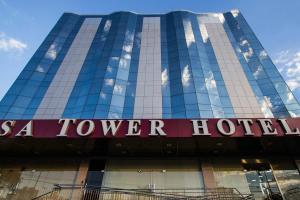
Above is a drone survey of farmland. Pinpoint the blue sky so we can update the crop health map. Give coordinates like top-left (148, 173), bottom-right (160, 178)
top-left (1, 0), bottom-right (300, 101)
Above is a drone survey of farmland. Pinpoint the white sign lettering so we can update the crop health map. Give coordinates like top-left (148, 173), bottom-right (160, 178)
top-left (0, 120), bottom-right (16, 136)
top-left (126, 120), bottom-right (141, 136)
top-left (15, 121), bottom-right (33, 137)
top-left (217, 119), bottom-right (235, 136)
top-left (101, 120), bottom-right (123, 136)
top-left (191, 120), bottom-right (211, 136)
top-left (76, 120), bottom-right (95, 136)
top-left (149, 120), bottom-right (166, 136)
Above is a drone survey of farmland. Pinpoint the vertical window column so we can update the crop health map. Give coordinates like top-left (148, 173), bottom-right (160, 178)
top-left (205, 19), bottom-right (264, 118)
top-left (221, 14), bottom-right (274, 118)
top-left (0, 14), bottom-right (81, 119)
top-left (134, 17), bottom-right (162, 119)
top-left (34, 18), bottom-right (101, 119)
top-left (180, 13), bottom-right (202, 118)
top-left (194, 15), bottom-right (235, 118)
top-left (228, 10), bottom-right (300, 117)
top-left (62, 18), bottom-right (111, 118)
top-left (108, 14), bottom-right (137, 119)
top-left (160, 16), bottom-right (172, 118)
top-left (122, 16), bottom-right (143, 119)
top-left (95, 13), bottom-right (130, 119)
top-left (166, 13), bottom-right (186, 118)
top-left (94, 14), bottom-right (125, 119)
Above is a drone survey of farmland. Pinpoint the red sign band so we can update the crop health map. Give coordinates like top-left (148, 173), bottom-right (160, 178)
top-left (0, 118), bottom-right (300, 138)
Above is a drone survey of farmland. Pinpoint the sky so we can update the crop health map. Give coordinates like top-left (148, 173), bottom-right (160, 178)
top-left (1, 0), bottom-right (300, 101)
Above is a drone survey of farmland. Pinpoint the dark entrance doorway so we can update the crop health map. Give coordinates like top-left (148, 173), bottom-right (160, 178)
top-left (83, 160), bottom-right (106, 200)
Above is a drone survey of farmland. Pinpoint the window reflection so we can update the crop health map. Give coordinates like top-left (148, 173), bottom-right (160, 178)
top-left (102, 159), bottom-right (204, 190)
top-left (272, 159), bottom-right (300, 199)
top-left (0, 161), bottom-right (79, 200)
top-left (212, 158), bottom-right (250, 194)
top-left (242, 161), bottom-right (281, 200)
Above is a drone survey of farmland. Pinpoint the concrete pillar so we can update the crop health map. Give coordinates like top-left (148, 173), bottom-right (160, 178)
top-left (75, 159), bottom-right (90, 185)
top-left (201, 160), bottom-right (216, 188)
top-left (71, 159), bottom-right (90, 200)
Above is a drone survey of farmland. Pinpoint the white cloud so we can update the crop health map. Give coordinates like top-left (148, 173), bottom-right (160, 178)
top-left (259, 50), bottom-right (268, 60)
top-left (243, 47), bottom-right (253, 61)
top-left (261, 96), bottom-right (274, 118)
top-left (0, 32), bottom-right (27, 53)
top-left (46, 51), bottom-right (57, 60)
top-left (289, 111), bottom-right (298, 117)
top-left (105, 78), bottom-right (114, 86)
top-left (161, 68), bottom-right (168, 86)
top-left (104, 20), bottom-right (111, 32)
top-left (199, 24), bottom-right (209, 43)
top-left (36, 65), bottom-right (45, 73)
top-left (286, 63), bottom-right (300, 77)
top-left (186, 39), bottom-right (194, 48)
top-left (45, 44), bottom-right (57, 60)
top-left (182, 65), bottom-right (191, 87)
top-left (287, 92), bottom-right (294, 103)
top-left (286, 79), bottom-right (300, 91)
top-left (274, 50), bottom-right (300, 92)
top-left (240, 39), bottom-right (248, 46)
top-left (100, 92), bottom-right (106, 99)
top-left (253, 65), bottom-right (263, 79)
top-left (123, 44), bottom-right (132, 52)
top-left (205, 73), bottom-right (217, 90)
top-left (113, 84), bottom-right (123, 94)
top-left (231, 9), bottom-right (240, 17)
top-left (124, 53), bottom-right (131, 59)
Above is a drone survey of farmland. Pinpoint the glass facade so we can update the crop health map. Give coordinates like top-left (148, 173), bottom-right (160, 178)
top-left (102, 159), bottom-right (204, 189)
top-left (224, 11), bottom-right (300, 118)
top-left (1, 157), bottom-right (300, 200)
top-left (0, 160), bottom-right (79, 200)
top-left (213, 158), bottom-right (251, 194)
top-left (0, 10), bottom-right (299, 119)
top-left (272, 159), bottom-right (300, 197)
top-left (0, 13), bottom-right (83, 119)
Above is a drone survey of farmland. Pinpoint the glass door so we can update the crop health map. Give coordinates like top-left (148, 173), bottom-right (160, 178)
top-left (243, 160), bottom-right (283, 200)
top-left (101, 159), bottom-right (204, 190)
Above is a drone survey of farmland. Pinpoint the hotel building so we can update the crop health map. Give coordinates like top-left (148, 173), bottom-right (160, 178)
top-left (0, 10), bottom-right (300, 200)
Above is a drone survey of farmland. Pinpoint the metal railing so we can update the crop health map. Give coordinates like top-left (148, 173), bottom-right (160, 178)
top-left (32, 184), bottom-right (254, 200)
top-left (284, 187), bottom-right (300, 200)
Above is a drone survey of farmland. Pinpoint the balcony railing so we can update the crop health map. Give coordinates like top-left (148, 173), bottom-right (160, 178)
top-left (284, 187), bottom-right (300, 200)
top-left (32, 184), bottom-right (254, 200)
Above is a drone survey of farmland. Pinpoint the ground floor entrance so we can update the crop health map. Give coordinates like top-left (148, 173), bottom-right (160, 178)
top-left (1, 137), bottom-right (300, 199)
top-left (1, 157), bottom-right (300, 200)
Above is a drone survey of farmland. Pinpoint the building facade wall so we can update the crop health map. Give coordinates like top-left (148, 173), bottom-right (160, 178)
top-left (1, 10), bottom-right (299, 119)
